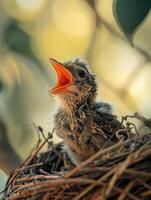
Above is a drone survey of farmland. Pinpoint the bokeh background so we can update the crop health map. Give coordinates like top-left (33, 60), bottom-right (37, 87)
top-left (0, 0), bottom-right (151, 176)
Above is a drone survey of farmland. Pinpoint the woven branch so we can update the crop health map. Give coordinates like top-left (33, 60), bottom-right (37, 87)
top-left (1, 113), bottom-right (151, 200)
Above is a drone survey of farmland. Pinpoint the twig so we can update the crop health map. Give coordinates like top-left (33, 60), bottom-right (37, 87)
top-left (65, 140), bottom-right (131, 178)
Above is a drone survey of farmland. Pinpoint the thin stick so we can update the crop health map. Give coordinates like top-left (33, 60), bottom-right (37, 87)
top-left (65, 140), bottom-right (132, 178)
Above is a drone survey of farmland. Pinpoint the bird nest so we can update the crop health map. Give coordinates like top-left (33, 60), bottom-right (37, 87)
top-left (1, 113), bottom-right (151, 200)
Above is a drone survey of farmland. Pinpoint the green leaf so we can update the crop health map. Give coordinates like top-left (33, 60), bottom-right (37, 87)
top-left (2, 19), bottom-right (49, 80)
top-left (113, 0), bottom-right (151, 44)
top-left (0, 81), bottom-right (4, 93)
top-left (3, 19), bottom-right (38, 63)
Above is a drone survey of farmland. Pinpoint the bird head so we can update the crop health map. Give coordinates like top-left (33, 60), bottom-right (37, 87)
top-left (49, 58), bottom-right (97, 106)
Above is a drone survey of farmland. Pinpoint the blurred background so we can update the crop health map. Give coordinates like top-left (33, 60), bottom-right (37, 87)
top-left (0, 0), bottom-right (151, 175)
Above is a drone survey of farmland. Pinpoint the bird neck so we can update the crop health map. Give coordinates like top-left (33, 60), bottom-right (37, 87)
top-left (59, 94), bottom-right (95, 112)
top-left (57, 93), bottom-right (96, 132)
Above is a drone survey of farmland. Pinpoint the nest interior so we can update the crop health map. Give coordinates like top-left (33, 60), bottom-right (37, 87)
top-left (1, 113), bottom-right (151, 200)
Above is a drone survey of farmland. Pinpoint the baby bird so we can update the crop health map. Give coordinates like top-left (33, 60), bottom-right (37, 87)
top-left (49, 58), bottom-right (124, 165)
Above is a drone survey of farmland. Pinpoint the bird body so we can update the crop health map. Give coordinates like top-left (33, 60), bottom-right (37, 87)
top-left (55, 103), bottom-right (121, 165)
top-left (49, 58), bottom-right (124, 165)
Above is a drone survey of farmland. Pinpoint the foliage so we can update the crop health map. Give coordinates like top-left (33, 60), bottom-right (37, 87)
top-left (3, 19), bottom-right (48, 77)
top-left (113, 0), bottom-right (151, 44)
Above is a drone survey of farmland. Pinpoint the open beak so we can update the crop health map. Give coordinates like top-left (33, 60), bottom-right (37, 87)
top-left (48, 58), bottom-right (74, 95)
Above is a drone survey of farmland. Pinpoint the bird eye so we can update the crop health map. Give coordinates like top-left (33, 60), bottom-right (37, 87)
top-left (77, 69), bottom-right (87, 79)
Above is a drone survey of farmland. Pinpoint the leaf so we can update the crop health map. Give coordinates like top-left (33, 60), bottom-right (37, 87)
top-left (2, 19), bottom-right (49, 79)
top-left (0, 81), bottom-right (4, 93)
top-left (3, 19), bottom-right (33, 59)
top-left (113, 0), bottom-right (151, 44)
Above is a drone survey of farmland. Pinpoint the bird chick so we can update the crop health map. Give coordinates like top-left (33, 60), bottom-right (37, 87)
top-left (49, 58), bottom-right (123, 165)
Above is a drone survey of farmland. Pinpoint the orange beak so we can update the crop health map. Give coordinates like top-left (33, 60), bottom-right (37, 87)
top-left (48, 58), bottom-right (74, 95)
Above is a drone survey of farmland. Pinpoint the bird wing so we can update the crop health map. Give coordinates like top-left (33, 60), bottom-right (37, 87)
top-left (94, 103), bottom-right (125, 141)
top-left (95, 101), bottom-right (113, 114)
